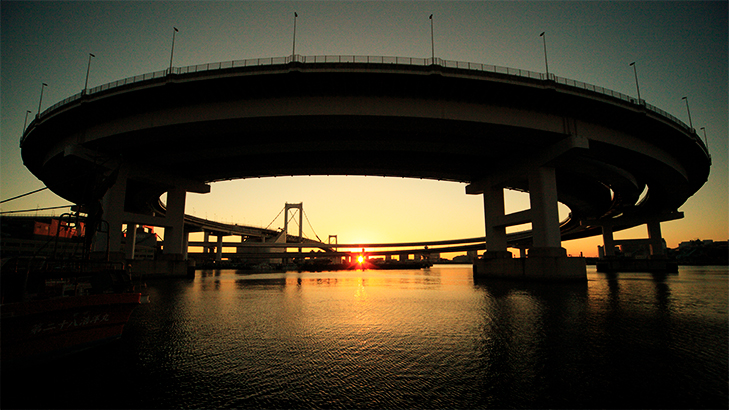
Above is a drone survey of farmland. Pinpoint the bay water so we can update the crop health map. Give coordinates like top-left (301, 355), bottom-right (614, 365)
top-left (3, 265), bottom-right (727, 409)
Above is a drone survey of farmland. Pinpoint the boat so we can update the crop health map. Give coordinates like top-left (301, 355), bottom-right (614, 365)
top-left (1, 259), bottom-right (141, 363)
top-left (1, 212), bottom-right (142, 363)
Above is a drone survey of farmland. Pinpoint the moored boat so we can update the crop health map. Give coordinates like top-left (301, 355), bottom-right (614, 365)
top-left (1, 259), bottom-right (141, 363)
top-left (1, 291), bottom-right (141, 363)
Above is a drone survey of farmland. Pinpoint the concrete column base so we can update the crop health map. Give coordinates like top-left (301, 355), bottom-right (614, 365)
top-left (482, 251), bottom-right (513, 259)
top-left (474, 247), bottom-right (586, 282)
top-left (596, 258), bottom-right (678, 274)
top-left (527, 246), bottom-right (567, 258)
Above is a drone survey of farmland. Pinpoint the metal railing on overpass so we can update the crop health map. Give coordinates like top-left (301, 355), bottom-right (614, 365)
top-left (26, 54), bottom-right (704, 155)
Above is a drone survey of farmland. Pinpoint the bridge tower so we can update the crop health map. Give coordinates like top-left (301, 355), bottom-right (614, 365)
top-left (283, 203), bottom-right (304, 243)
top-left (280, 203), bottom-right (304, 262)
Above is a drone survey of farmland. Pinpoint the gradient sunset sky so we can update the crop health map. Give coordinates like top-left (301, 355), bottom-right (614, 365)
top-left (1, 1), bottom-right (726, 257)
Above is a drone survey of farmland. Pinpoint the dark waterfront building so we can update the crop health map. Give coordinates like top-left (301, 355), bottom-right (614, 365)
top-left (0, 215), bottom-right (157, 263)
top-left (1, 215), bottom-right (86, 261)
top-left (672, 239), bottom-right (729, 266)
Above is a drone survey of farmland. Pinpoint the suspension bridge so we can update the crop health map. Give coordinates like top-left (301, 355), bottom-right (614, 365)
top-left (180, 202), bottom-right (484, 267)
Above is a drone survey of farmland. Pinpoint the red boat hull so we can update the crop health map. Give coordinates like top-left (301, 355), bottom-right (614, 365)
top-left (1, 293), bottom-right (141, 363)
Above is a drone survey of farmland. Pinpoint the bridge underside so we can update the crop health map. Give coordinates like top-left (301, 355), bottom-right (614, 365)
top-left (20, 60), bottom-right (710, 279)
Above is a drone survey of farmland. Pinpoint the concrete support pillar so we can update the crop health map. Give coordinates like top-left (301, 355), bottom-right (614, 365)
top-left (94, 167), bottom-right (128, 257)
top-left (182, 231), bottom-right (189, 260)
top-left (125, 224), bottom-right (137, 260)
top-left (203, 231), bottom-right (211, 254)
top-left (483, 184), bottom-right (508, 253)
top-left (163, 187), bottom-right (186, 256)
top-left (596, 218), bottom-right (677, 273)
top-left (216, 235), bottom-right (223, 262)
top-left (528, 167), bottom-right (561, 249)
top-left (647, 220), bottom-right (665, 257)
top-left (473, 165), bottom-right (584, 281)
top-left (602, 225), bottom-right (616, 257)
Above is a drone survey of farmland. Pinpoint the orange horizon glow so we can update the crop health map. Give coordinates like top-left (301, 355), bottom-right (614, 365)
top-left (152, 173), bottom-right (723, 261)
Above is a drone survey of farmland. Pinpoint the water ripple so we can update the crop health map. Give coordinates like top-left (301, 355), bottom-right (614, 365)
top-left (3, 267), bottom-right (726, 409)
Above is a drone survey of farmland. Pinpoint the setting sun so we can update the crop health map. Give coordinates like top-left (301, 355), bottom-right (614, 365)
top-left (357, 255), bottom-right (365, 264)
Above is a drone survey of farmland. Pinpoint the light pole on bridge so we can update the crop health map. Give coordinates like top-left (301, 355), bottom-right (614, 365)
top-left (540, 31), bottom-right (550, 79)
top-left (292, 12), bottom-right (298, 56)
top-left (629, 62), bottom-right (641, 102)
top-left (169, 27), bottom-right (179, 74)
top-left (84, 53), bottom-right (95, 95)
top-left (22, 110), bottom-right (32, 134)
top-left (681, 96), bottom-right (693, 130)
top-left (700, 127), bottom-right (709, 151)
top-left (36, 82), bottom-right (48, 117)
top-left (429, 14), bottom-right (435, 62)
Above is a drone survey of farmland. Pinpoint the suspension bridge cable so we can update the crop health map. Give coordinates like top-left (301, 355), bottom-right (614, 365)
top-left (264, 206), bottom-right (285, 230)
top-left (0, 187), bottom-right (49, 204)
top-left (285, 212), bottom-right (312, 240)
top-left (0, 204), bottom-right (73, 215)
top-left (287, 212), bottom-right (300, 229)
top-left (303, 209), bottom-right (322, 242)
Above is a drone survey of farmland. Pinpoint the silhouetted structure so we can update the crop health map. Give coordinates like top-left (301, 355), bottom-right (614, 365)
top-left (20, 55), bottom-right (710, 280)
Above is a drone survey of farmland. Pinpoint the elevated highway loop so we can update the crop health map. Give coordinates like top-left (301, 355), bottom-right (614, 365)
top-left (20, 55), bottom-right (710, 280)
top-left (186, 236), bottom-right (489, 261)
top-left (183, 213), bottom-right (278, 239)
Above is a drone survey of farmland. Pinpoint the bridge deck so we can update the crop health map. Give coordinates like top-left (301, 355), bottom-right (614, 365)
top-left (21, 56), bottom-right (710, 249)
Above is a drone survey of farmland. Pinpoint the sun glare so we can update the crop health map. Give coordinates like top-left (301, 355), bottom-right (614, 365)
top-left (357, 255), bottom-right (365, 264)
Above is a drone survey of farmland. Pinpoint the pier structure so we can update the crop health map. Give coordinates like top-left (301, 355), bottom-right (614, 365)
top-left (592, 212), bottom-right (683, 273)
top-left (20, 55), bottom-right (710, 280)
top-left (466, 136), bottom-right (590, 280)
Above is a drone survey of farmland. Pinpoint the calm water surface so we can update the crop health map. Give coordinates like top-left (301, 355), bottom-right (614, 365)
top-left (3, 265), bottom-right (727, 409)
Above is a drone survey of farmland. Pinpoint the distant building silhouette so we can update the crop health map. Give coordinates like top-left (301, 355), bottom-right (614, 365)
top-left (672, 240), bottom-right (728, 265)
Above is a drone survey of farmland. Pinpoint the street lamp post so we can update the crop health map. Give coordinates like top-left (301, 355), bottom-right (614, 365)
top-left (84, 53), bottom-right (95, 95)
top-left (37, 83), bottom-right (48, 117)
top-left (429, 14), bottom-right (435, 61)
top-left (23, 110), bottom-right (32, 133)
top-left (169, 27), bottom-right (179, 74)
top-left (629, 62), bottom-right (641, 102)
top-left (292, 12), bottom-right (298, 56)
top-left (681, 96), bottom-right (693, 129)
top-left (540, 32), bottom-right (549, 79)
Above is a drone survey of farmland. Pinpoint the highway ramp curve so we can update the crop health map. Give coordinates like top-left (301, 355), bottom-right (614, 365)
top-left (20, 56), bottom-right (711, 247)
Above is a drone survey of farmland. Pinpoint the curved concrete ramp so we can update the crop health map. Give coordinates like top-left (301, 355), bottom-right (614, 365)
top-left (21, 56), bottom-right (711, 280)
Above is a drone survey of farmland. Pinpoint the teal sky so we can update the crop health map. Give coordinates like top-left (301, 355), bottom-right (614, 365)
top-left (1, 1), bottom-right (727, 256)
